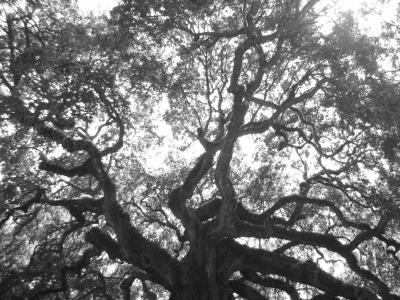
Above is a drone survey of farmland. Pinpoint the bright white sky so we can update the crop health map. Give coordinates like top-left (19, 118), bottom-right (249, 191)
top-left (336, 0), bottom-right (368, 12)
top-left (77, 0), bottom-right (396, 14)
top-left (334, 0), bottom-right (398, 36)
top-left (77, 0), bottom-right (398, 35)
top-left (73, 0), bottom-right (399, 174)
top-left (77, 0), bottom-right (118, 14)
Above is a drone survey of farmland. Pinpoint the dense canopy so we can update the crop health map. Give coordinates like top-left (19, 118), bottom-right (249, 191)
top-left (1, 0), bottom-right (400, 299)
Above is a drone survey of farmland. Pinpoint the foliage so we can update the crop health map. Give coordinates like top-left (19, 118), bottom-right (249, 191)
top-left (1, 0), bottom-right (400, 299)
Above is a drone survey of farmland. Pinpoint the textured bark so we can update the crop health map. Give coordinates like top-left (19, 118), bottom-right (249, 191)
top-left (2, 1), bottom-right (400, 299)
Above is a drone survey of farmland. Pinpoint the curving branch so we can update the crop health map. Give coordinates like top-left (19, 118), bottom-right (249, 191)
top-left (219, 240), bottom-right (384, 300)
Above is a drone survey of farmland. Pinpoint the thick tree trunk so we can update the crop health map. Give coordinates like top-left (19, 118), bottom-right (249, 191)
top-left (168, 256), bottom-right (234, 300)
top-left (169, 284), bottom-right (234, 300)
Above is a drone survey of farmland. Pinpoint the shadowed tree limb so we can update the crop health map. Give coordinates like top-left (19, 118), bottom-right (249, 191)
top-left (219, 240), bottom-right (381, 300)
top-left (240, 271), bottom-right (300, 300)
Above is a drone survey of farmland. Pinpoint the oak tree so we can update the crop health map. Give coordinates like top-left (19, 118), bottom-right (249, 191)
top-left (1, 0), bottom-right (400, 299)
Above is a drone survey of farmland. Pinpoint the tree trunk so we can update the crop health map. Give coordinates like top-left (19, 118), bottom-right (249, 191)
top-left (169, 259), bottom-right (234, 300)
top-left (169, 284), bottom-right (234, 300)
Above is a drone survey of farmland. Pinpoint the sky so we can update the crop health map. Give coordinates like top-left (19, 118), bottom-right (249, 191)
top-left (336, 0), bottom-right (367, 12)
top-left (76, 0), bottom-right (394, 14)
top-left (77, 0), bottom-right (398, 35)
top-left (50, 0), bottom-right (400, 174)
top-left (77, 0), bottom-right (377, 14)
top-left (77, 0), bottom-right (118, 14)
top-left (336, 0), bottom-right (398, 36)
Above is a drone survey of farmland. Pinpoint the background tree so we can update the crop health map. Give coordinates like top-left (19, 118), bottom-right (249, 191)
top-left (1, 0), bottom-right (400, 299)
